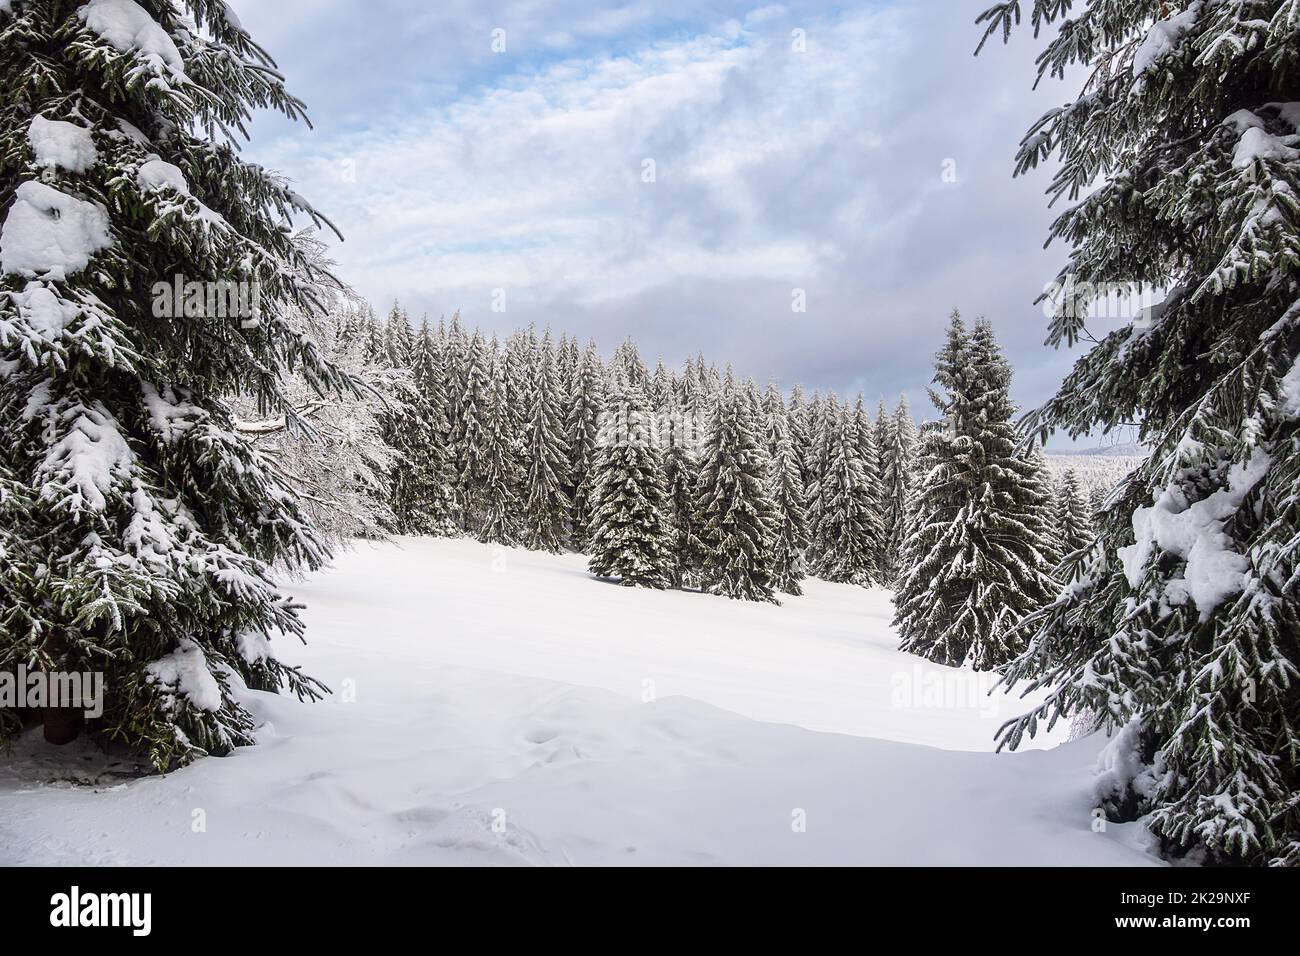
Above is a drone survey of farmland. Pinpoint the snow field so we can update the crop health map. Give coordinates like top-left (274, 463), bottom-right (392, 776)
top-left (0, 538), bottom-right (1157, 866)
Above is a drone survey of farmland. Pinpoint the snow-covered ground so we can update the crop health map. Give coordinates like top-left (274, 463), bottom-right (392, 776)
top-left (0, 538), bottom-right (1157, 866)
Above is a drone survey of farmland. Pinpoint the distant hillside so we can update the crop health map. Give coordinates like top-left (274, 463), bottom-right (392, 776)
top-left (1046, 442), bottom-right (1149, 458)
top-left (1042, 450), bottom-right (1145, 495)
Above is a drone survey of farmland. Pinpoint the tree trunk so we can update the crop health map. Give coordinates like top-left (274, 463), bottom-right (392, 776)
top-left (42, 703), bottom-right (82, 745)
top-left (41, 631), bottom-right (81, 745)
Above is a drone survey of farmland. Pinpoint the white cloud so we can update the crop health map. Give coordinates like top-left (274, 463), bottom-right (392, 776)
top-left (258, 9), bottom-right (901, 311)
top-left (236, 0), bottom-right (1088, 421)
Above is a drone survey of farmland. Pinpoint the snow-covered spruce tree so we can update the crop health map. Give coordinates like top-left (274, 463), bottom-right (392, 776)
top-left (979, 0), bottom-right (1300, 865)
top-left (521, 330), bottom-right (571, 552)
top-left (373, 313), bottom-right (447, 536)
top-left (556, 333), bottom-right (579, 401)
top-left (0, 0), bottom-right (343, 764)
top-left (693, 353), bottom-right (720, 405)
top-left (802, 391), bottom-right (834, 566)
top-left (383, 302), bottom-right (413, 369)
top-left (231, 233), bottom-right (399, 547)
top-left (360, 304), bottom-right (386, 360)
top-left (565, 337), bottom-right (605, 548)
top-left (586, 374), bottom-right (673, 588)
top-left (810, 397), bottom-right (882, 586)
top-left (1088, 481), bottom-right (1108, 522)
top-left (661, 385), bottom-right (706, 588)
top-left (853, 395), bottom-right (885, 575)
top-left (871, 398), bottom-right (890, 467)
top-left (405, 315), bottom-right (458, 535)
top-left (705, 360), bottom-right (723, 399)
top-left (880, 395), bottom-right (917, 586)
top-left (895, 316), bottom-right (978, 666)
top-left (476, 338), bottom-right (521, 545)
top-left (764, 382), bottom-right (810, 595)
top-left (894, 315), bottom-right (1055, 670)
top-left (1027, 445), bottom-right (1064, 568)
top-left (963, 320), bottom-right (1057, 665)
top-left (1054, 468), bottom-right (1094, 561)
top-left (440, 314), bottom-right (472, 528)
top-left (787, 383), bottom-right (812, 486)
top-left (612, 336), bottom-right (649, 390)
top-left (695, 374), bottom-right (778, 603)
top-left (451, 328), bottom-right (494, 533)
top-left (678, 354), bottom-right (711, 425)
top-left (649, 358), bottom-right (672, 414)
top-left (503, 326), bottom-right (533, 459)
top-left (871, 399), bottom-right (894, 577)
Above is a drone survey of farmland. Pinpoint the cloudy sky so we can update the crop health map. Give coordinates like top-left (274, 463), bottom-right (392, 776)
top-left (228, 0), bottom-right (1129, 445)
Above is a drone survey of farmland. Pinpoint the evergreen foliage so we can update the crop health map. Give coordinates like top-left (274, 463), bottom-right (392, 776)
top-left (1054, 468), bottom-right (1094, 561)
top-left (695, 374), bottom-right (778, 602)
top-left (764, 383), bottom-right (810, 595)
top-left (586, 375), bottom-right (673, 588)
top-left (880, 396), bottom-right (917, 586)
top-left (895, 314), bottom-right (1055, 670)
top-left (810, 397), bottom-right (882, 586)
top-left (521, 330), bottom-right (571, 552)
top-left (979, 0), bottom-right (1300, 864)
top-left (0, 0), bottom-right (341, 765)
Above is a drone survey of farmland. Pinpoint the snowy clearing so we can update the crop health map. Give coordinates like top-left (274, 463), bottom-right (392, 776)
top-left (0, 537), bottom-right (1157, 866)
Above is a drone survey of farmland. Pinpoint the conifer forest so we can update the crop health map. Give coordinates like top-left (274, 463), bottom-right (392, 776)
top-left (1, 0), bottom-right (1298, 907)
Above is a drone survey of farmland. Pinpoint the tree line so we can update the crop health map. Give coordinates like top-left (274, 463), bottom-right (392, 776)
top-left (337, 302), bottom-right (1101, 663)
